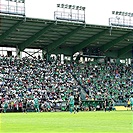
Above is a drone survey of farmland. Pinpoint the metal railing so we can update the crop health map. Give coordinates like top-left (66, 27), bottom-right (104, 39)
top-left (54, 11), bottom-right (85, 23)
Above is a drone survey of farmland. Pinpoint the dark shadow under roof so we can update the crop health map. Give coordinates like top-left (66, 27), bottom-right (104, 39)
top-left (0, 14), bottom-right (132, 58)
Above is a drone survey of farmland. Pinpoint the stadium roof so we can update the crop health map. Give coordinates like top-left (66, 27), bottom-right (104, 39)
top-left (0, 14), bottom-right (132, 58)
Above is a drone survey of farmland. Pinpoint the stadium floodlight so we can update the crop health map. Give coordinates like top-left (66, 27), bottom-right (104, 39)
top-left (122, 12), bottom-right (124, 15)
top-left (131, 13), bottom-right (133, 17)
top-left (124, 12), bottom-right (126, 16)
top-left (122, 12), bottom-right (124, 16)
top-left (116, 11), bottom-right (119, 15)
top-left (57, 4), bottom-right (59, 7)
top-left (109, 10), bottom-right (133, 28)
top-left (128, 13), bottom-right (131, 16)
top-left (76, 6), bottom-right (79, 10)
top-left (120, 11), bottom-right (122, 15)
top-left (68, 5), bottom-right (72, 9)
top-left (5, 0), bottom-right (25, 3)
top-left (124, 12), bottom-right (127, 16)
top-left (65, 4), bottom-right (68, 8)
top-left (79, 6), bottom-right (82, 10)
top-left (1, 0), bottom-right (25, 16)
top-left (56, 4), bottom-right (85, 10)
top-left (112, 11), bottom-right (115, 14)
top-left (5, 0), bottom-right (13, 1)
top-left (61, 4), bottom-right (64, 8)
top-left (82, 7), bottom-right (85, 11)
top-left (122, 12), bottom-right (125, 16)
top-left (117, 11), bottom-right (120, 15)
top-left (112, 11), bottom-right (133, 17)
top-left (54, 3), bottom-right (86, 23)
top-left (128, 13), bottom-right (131, 17)
top-left (18, 0), bottom-right (25, 3)
top-left (119, 11), bottom-right (122, 15)
top-left (72, 5), bottom-right (75, 9)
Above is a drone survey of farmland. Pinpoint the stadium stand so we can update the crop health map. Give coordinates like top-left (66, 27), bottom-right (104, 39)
top-left (0, 55), bottom-right (81, 112)
top-left (0, 55), bottom-right (132, 112)
top-left (71, 61), bottom-right (132, 104)
top-left (0, 13), bottom-right (132, 112)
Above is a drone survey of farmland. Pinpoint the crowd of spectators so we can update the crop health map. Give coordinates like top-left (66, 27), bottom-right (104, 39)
top-left (0, 55), bottom-right (132, 112)
top-left (71, 61), bottom-right (132, 104)
top-left (0, 55), bottom-right (80, 112)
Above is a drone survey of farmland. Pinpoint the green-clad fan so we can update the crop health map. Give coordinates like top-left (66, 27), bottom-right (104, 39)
top-left (34, 96), bottom-right (40, 112)
top-left (68, 92), bottom-right (74, 113)
top-left (129, 96), bottom-right (133, 111)
top-left (3, 101), bottom-right (8, 113)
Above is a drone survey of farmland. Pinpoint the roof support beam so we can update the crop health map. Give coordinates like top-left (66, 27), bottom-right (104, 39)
top-left (47, 26), bottom-right (83, 53)
top-left (23, 49), bottom-right (41, 58)
top-left (73, 29), bottom-right (108, 54)
top-left (118, 43), bottom-right (133, 57)
top-left (0, 20), bottom-right (23, 43)
top-left (101, 31), bottom-right (133, 52)
top-left (19, 23), bottom-right (54, 51)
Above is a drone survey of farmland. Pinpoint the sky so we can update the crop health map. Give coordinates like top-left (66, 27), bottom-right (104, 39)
top-left (1, 0), bottom-right (133, 26)
top-left (24, 0), bottom-right (133, 26)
